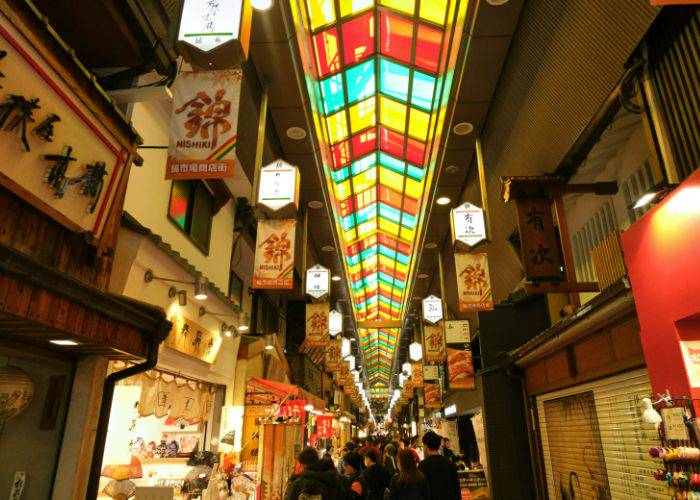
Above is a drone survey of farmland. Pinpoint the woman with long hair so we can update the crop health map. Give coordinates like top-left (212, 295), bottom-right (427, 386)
top-left (383, 443), bottom-right (398, 478)
top-left (389, 449), bottom-right (430, 500)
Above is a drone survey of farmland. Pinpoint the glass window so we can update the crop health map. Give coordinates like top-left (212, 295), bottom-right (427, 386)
top-left (380, 59), bottom-right (410, 102)
top-left (415, 24), bottom-right (442, 73)
top-left (346, 59), bottom-right (376, 104)
top-left (313, 28), bottom-right (341, 77)
top-left (340, 0), bottom-right (374, 17)
top-left (380, 12), bottom-right (413, 64)
top-left (352, 128), bottom-right (377, 158)
top-left (228, 271), bottom-right (243, 309)
top-left (419, 0), bottom-right (447, 26)
top-left (342, 12), bottom-right (375, 65)
top-left (307, 0), bottom-right (336, 30)
top-left (168, 180), bottom-right (214, 253)
top-left (320, 74), bottom-right (345, 114)
top-left (380, 0), bottom-right (414, 16)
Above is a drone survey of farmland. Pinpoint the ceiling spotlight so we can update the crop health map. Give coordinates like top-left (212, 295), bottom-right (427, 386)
top-left (286, 126), bottom-right (307, 140)
top-left (331, 275), bottom-right (342, 282)
top-left (250, 0), bottom-right (273, 10)
top-left (425, 242), bottom-right (438, 249)
top-left (453, 122), bottom-right (474, 136)
top-left (194, 275), bottom-right (208, 300)
top-left (238, 324), bottom-right (249, 332)
top-left (322, 245), bottom-right (335, 252)
top-left (50, 339), bottom-right (79, 346)
top-left (222, 323), bottom-right (233, 338)
top-left (633, 183), bottom-right (676, 209)
top-left (445, 164), bottom-right (460, 174)
top-left (436, 196), bottom-right (451, 206)
top-left (308, 200), bottom-right (324, 209)
top-left (177, 290), bottom-right (187, 307)
top-left (486, 0), bottom-right (510, 4)
top-left (264, 334), bottom-right (276, 350)
top-left (417, 273), bottom-right (429, 279)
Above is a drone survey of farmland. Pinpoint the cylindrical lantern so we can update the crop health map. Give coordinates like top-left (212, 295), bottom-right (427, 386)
top-left (409, 342), bottom-right (423, 361)
top-left (0, 365), bottom-right (34, 422)
top-left (402, 362), bottom-right (412, 375)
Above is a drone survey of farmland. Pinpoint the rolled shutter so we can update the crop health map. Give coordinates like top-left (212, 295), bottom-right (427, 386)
top-left (536, 369), bottom-right (670, 499)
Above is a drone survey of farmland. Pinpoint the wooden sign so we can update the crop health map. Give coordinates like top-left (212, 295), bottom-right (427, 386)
top-left (454, 253), bottom-right (494, 312)
top-left (447, 347), bottom-right (475, 390)
top-left (424, 383), bottom-right (442, 408)
top-left (411, 362), bottom-right (424, 387)
top-left (166, 70), bottom-right (241, 180)
top-left (0, 12), bottom-right (134, 240)
top-left (324, 337), bottom-right (342, 372)
top-left (253, 219), bottom-right (296, 289)
top-left (165, 311), bottom-right (221, 363)
top-left (451, 202), bottom-right (486, 248)
top-left (514, 197), bottom-right (563, 281)
top-left (423, 324), bottom-right (447, 363)
top-left (445, 320), bottom-right (470, 345)
top-left (305, 303), bottom-right (330, 348)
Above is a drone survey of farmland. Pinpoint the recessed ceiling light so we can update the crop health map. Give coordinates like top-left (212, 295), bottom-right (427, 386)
top-left (251, 0), bottom-right (273, 11)
top-left (436, 196), bottom-right (451, 205)
top-left (425, 242), bottom-right (438, 249)
top-left (486, 0), bottom-right (510, 4)
top-left (453, 122), bottom-right (474, 136)
top-left (445, 164), bottom-right (460, 174)
top-left (286, 126), bottom-right (307, 140)
top-left (417, 273), bottom-right (429, 279)
top-left (332, 275), bottom-right (342, 282)
top-left (50, 339), bottom-right (79, 346)
top-left (308, 200), bottom-right (324, 209)
top-left (322, 245), bottom-right (335, 252)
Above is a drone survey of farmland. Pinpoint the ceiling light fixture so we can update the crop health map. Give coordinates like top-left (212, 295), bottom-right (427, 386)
top-left (250, 0), bottom-right (273, 10)
top-left (486, 0), bottom-right (510, 5)
top-left (425, 242), bottom-right (438, 249)
top-left (50, 339), bottom-right (79, 346)
top-left (633, 183), bottom-right (676, 209)
top-left (238, 324), bottom-right (249, 332)
top-left (445, 164), bottom-right (460, 174)
top-left (436, 196), bottom-right (451, 206)
top-left (194, 275), bottom-right (208, 300)
top-left (264, 334), bottom-right (276, 350)
top-left (417, 273), bottom-right (429, 279)
top-left (321, 245), bottom-right (335, 252)
top-left (331, 275), bottom-right (342, 282)
top-left (308, 200), bottom-right (324, 209)
top-left (453, 122), bottom-right (474, 136)
top-left (286, 126), bottom-right (307, 140)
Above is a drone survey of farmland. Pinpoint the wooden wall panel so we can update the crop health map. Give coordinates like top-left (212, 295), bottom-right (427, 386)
top-left (573, 331), bottom-right (613, 373)
top-left (544, 350), bottom-right (570, 383)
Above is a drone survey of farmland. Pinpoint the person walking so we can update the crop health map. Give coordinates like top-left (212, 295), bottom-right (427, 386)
top-left (383, 443), bottom-right (398, 478)
top-left (388, 449), bottom-right (430, 500)
top-left (284, 447), bottom-right (349, 500)
top-left (417, 431), bottom-right (461, 500)
top-left (343, 451), bottom-right (365, 500)
top-left (360, 447), bottom-right (390, 500)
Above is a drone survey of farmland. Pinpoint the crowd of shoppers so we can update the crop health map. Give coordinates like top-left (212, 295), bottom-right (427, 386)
top-left (283, 431), bottom-right (461, 500)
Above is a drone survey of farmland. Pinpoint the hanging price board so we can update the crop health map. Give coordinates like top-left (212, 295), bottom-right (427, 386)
top-left (306, 264), bottom-right (330, 300)
top-left (422, 295), bottom-right (443, 324)
top-left (257, 159), bottom-right (300, 216)
top-left (451, 202), bottom-right (486, 248)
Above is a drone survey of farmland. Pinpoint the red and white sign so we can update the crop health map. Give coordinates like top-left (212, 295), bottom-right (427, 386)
top-left (447, 347), bottom-right (475, 390)
top-left (424, 383), bottom-right (442, 408)
top-left (423, 324), bottom-right (446, 363)
top-left (253, 219), bottom-right (296, 289)
top-left (306, 302), bottom-right (330, 348)
top-left (316, 415), bottom-right (334, 438)
top-left (166, 70), bottom-right (241, 180)
top-left (455, 253), bottom-right (494, 312)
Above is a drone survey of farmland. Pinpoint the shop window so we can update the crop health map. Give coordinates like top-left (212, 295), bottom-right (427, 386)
top-left (168, 180), bottom-right (214, 253)
top-left (229, 271), bottom-right (243, 310)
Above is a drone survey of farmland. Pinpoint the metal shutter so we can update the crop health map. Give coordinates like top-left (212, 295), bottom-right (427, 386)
top-left (536, 369), bottom-right (671, 499)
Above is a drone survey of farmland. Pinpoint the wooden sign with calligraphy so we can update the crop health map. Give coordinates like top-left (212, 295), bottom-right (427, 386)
top-left (515, 197), bottom-right (563, 281)
top-left (423, 324), bottom-right (447, 363)
top-left (306, 302), bottom-right (330, 348)
top-left (324, 337), bottom-right (342, 372)
top-left (165, 312), bottom-right (221, 364)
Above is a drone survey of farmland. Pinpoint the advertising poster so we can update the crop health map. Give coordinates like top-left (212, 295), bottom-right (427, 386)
top-left (253, 219), bottom-right (296, 289)
top-left (305, 302), bottom-right (330, 348)
top-left (445, 320), bottom-right (471, 344)
top-left (423, 324), bottom-right (447, 362)
top-left (411, 362), bottom-right (424, 387)
top-left (447, 347), bottom-right (475, 390)
top-left (455, 253), bottom-right (494, 312)
top-left (424, 383), bottom-right (442, 408)
top-left (166, 70), bottom-right (241, 179)
top-left (324, 337), bottom-right (342, 372)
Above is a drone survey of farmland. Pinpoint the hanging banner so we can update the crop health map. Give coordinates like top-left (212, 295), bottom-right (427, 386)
top-left (455, 253), bottom-right (494, 312)
top-left (257, 159), bottom-right (300, 215)
top-left (253, 219), bottom-right (296, 289)
top-left (422, 295), bottom-right (444, 324)
top-left (316, 415), bottom-right (334, 438)
top-left (166, 70), bottom-right (242, 180)
top-left (305, 303), bottom-right (330, 348)
top-left (445, 320), bottom-right (471, 345)
top-left (306, 264), bottom-right (330, 300)
top-left (402, 384), bottom-right (413, 400)
top-left (447, 347), bottom-right (475, 390)
top-left (424, 364), bottom-right (440, 381)
top-left (514, 197), bottom-right (563, 281)
top-left (423, 324), bottom-right (447, 363)
top-left (451, 202), bottom-right (486, 248)
top-left (424, 383), bottom-right (442, 408)
top-left (324, 337), bottom-right (342, 372)
top-left (411, 362), bottom-right (424, 388)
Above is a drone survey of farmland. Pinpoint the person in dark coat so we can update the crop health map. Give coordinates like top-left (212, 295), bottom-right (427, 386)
top-left (360, 447), bottom-right (390, 500)
top-left (389, 449), bottom-right (430, 500)
top-left (417, 432), bottom-right (461, 500)
top-left (284, 447), bottom-right (349, 500)
top-left (343, 451), bottom-right (365, 500)
top-left (383, 443), bottom-right (398, 478)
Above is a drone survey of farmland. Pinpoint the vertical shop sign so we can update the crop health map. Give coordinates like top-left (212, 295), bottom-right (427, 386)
top-left (257, 159), bottom-right (300, 215)
top-left (454, 253), bottom-right (494, 312)
top-left (316, 415), bottom-right (334, 438)
top-left (411, 362), bottom-right (424, 387)
top-left (324, 337), bottom-right (342, 372)
top-left (451, 202), bottom-right (486, 248)
top-left (447, 347), bottom-right (475, 390)
top-left (514, 197), bottom-right (563, 281)
top-left (305, 303), bottom-right (330, 348)
top-left (166, 70), bottom-right (242, 179)
top-left (424, 383), bottom-right (442, 408)
top-left (423, 324), bottom-right (447, 363)
top-left (253, 219), bottom-right (296, 289)
top-left (306, 264), bottom-right (330, 300)
top-left (422, 295), bottom-right (444, 324)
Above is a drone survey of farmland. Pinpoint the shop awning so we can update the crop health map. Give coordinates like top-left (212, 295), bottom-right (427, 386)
top-left (0, 242), bottom-right (171, 358)
top-left (247, 377), bottom-right (326, 411)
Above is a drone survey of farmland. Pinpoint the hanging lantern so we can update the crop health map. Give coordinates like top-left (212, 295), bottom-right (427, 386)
top-left (329, 310), bottom-right (343, 336)
top-left (409, 342), bottom-right (423, 361)
top-left (402, 362), bottom-right (412, 376)
top-left (0, 366), bottom-right (34, 422)
top-left (399, 373), bottom-right (406, 387)
top-left (341, 337), bottom-right (351, 358)
top-left (346, 356), bottom-right (356, 372)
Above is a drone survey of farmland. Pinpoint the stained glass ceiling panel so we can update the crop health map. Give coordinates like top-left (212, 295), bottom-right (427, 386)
top-left (291, 0), bottom-right (469, 385)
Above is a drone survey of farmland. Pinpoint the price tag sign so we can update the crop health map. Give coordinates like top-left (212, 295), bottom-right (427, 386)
top-left (422, 295), bottom-right (443, 324)
top-left (306, 264), bottom-right (330, 300)
top-left (451, 202), bottom-right (486, 248)
top-left (662, 407), bottom-right (689, 440)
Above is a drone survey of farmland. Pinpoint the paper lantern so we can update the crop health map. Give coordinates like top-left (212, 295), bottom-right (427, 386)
top-left (0, 366), bottom-right (34, 422)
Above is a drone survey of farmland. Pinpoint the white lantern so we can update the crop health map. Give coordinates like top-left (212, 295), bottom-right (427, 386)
top-left (347, 356), bottom-right (356, 371)
top-left (329, 310), bottom-right (343, 336)
top-left (402, 362), bottom-right (412, 375)
top-left (0, 366), bottom-right (34, 422)
top-left (422, 295), bottom-right (443, 324)
top-left (341, 337), bottom-right (351, 358)
top-left (399, 373), bottom-right (406, 387)
top-left (409, 342), bottom-right (423, 361)
top-left (393, 389), bottom-right (401, 399)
